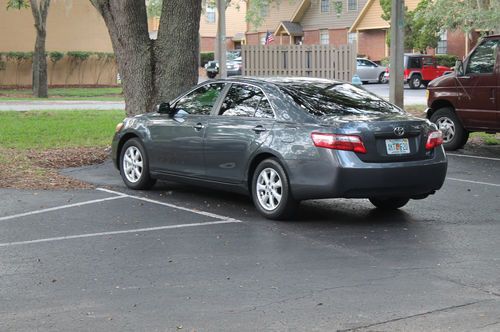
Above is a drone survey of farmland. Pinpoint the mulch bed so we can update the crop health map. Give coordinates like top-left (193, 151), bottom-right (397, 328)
top-left (0, 147), bottom-right (109, 190)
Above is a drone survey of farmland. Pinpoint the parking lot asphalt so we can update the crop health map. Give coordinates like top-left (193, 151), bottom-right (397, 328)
top-left (1, 152), bottom-right (499, 331)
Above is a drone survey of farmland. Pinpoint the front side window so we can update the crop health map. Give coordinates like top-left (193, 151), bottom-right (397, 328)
top-left (279, 82), bottom-right (402, 118)
top-left (220, 84), bottom-right (274, 118)
top-left (466, 39), bottom-right (499, 74)
top-left (321, 0), bottom-right (330, 13)
top-left (206, 4), bottom-right (216, 23)
top-left (175, 83), bottom-right (225, 116)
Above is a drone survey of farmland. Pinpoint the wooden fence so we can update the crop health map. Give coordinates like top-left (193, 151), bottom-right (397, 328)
top-left (241, 44), bottom-right (356, 81)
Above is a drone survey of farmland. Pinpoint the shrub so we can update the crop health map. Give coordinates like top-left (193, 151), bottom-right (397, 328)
top-left (200, 52), bottom-right (214, 67)
top-left (67, 51), bottom-right (92, 61)
top-left (380, 57), bottom-right (390, 66)
top-left (49, 51), bottom-right (64, 64)
top-left (435, 54), bottom-right (459, 68)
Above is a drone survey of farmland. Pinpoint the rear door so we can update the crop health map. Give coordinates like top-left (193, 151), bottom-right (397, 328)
top-left (148, 83), bottom-right (225, 177)
top-left (457, 39), bottom-right (500, 130)
top-left (204, 83), bottom-right (275, 183)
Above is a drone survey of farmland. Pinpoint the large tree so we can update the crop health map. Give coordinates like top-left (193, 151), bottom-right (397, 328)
top-left (7, 0), bottom-right (51, 98)
top-left (90, 0), bottom-right (202, 116)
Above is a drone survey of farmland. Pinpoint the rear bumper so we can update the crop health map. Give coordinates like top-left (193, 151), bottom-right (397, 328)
top-left (287, 148), bottom-right (447, 200)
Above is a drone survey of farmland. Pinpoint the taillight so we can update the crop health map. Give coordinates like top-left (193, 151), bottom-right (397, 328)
top-left (311, 133), bottom-right (367, 154)
top-left (425, 130), bottom-right (443, 150)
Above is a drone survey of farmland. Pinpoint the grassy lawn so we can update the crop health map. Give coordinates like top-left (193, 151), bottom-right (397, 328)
top-left (0, 110), bottom-right (126, 189)
top-left (0, 87), bottom-right (123, 101)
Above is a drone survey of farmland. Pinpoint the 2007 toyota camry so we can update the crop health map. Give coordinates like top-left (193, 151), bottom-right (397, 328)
top-left (112, 77), bottom-right (447, 220)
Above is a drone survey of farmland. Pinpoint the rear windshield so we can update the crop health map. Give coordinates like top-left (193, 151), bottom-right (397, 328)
top-left (279, 82), bottom-right (403, 117)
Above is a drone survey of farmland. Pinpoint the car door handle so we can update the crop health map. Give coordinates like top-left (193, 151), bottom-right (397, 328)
top-left (490, 89), bottom-right (496, 104)
top-left (252, 125), bottom-right (267, 133)
top-left (194, 123), bottom-right (205, 131)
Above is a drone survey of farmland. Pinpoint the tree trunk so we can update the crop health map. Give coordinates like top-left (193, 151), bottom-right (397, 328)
top-left (32, 30), bottom-right (48, 98)
top-left (30, 0), bottom-right (51, 98)
top-left (90, 0), bottom-right (202, 116)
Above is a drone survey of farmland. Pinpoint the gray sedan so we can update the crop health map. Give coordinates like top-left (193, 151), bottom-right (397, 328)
top-left (356, 58), bottom-right (387, 83)
top-left (112, 77), bottom-right (447, 220)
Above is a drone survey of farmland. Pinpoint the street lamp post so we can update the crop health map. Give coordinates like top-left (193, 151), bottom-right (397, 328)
top-left (389, 0), bottom-right (404, 108)
top-left (216, 0), bottom-right (227, 78)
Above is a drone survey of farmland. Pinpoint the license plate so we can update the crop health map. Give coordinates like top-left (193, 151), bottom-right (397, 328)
top-left (385, 138), bottom-right (410, 155)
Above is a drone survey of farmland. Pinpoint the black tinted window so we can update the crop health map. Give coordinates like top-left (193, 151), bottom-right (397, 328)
top-left (407, 57), bottom-right (422, 68)
top-left (279, 82), bottom-right (403, 118)
top-left (220, 84), bottom-right (262, 117)
top-left (466, 40), bottom-right (499, 74)
top-left (176, 83), bottom-right (224, 115)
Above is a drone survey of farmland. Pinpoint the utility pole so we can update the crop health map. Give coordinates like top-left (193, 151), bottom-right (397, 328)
top-left (389, 0), bottom-right (404, 108)
top-left (216, 0), bottom-right (227, 78)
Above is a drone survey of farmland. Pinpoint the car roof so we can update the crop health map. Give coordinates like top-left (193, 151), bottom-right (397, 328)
top-left (209, 76), bottom-right (344, 88)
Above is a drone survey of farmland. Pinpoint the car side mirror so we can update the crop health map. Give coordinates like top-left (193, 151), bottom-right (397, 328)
top-left (455, 60), bottom-right (464, 76)
top-left (157, 102), bottom-right (170, 114)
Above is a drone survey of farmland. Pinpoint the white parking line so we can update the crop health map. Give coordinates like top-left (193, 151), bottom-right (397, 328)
top-left (448, 177), bottom-right (500, 188)
top-left (96, 188), bottom-right (243, 222)
top-left (0, 220), bottom-right (242, 248)
top-left (447, 153), bottom-right (500, 162)
top-left (0, 195), bottom-right (127, 222)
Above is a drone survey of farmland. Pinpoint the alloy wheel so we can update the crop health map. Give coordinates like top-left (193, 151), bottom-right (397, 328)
top-left (123, 146), bottom-right (144, 183)
top-left (435, 117), bottom-right (455, 143)
top-left (256, 167), bottom-right (283, 211)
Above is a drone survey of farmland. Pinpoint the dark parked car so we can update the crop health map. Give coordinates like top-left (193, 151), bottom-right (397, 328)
top-left (112, 77), bottom-right (447, 219)
top-left (427, 35), bottom-right (500, 150)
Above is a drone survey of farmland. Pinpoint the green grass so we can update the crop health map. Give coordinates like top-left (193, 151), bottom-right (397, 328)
top-left (471, 132), bottom-right (500, 145)
top-left (0, 110), bottom-right (126, 149)
top-left (0, 87), bottom-right (123, 101)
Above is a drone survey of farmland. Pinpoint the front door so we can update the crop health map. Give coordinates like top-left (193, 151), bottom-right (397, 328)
top-left (457, 39), bottom-right (500, 130)
top-left (148, 83), bottom-right (225, 177)
top-left (204, 83), bottom-right (275, 184)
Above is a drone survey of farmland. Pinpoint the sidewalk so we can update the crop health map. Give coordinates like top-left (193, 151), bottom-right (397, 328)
top-left (0, 100), bottom-right (125, 111)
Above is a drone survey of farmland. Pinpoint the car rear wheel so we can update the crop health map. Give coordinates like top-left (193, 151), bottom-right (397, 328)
top-left (369, 197), bottom-right (410, 210)
top-left (409, 75), bottom-right (422, 89)
top-left (120, 138), bottom-right (156, 190)
top-left (378, 72), bottom-right (387, 84)
top-left (430, 107), bottom-right (466, 151)
top-left (252, 158), bottom-right (297, 220)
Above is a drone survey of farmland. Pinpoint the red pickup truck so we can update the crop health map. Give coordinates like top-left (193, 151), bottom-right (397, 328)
top-left (384, 54), bottom-right (453, 89)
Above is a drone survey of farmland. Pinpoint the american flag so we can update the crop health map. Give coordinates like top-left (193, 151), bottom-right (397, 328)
top-left (265, 31), bottom-right (274, 45)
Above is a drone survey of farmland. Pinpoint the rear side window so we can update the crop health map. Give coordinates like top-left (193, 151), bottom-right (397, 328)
top-left (175, 83), bottom-right (225, 115)
top-left (279, 82), bottom-right (403, 117)
top-left (466, 39), bottom-right (499, 74)
top-left (407, 57), bottom-right (422, 69)
top-left (220, 84), bottom-right (274, 118)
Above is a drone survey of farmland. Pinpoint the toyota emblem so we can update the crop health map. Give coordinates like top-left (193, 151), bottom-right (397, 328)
top-left (394, 127), bottom-right (405, 136)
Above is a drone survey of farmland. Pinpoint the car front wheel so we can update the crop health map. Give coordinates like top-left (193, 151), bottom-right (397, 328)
top-left (252, 158), bottom-right (297, 220)
top-left (369, 197), bottom-right (410, 210)
top-left (120, 138), bottom-right (156, 190)
top-left (430, 107), bottom-right (467, 150)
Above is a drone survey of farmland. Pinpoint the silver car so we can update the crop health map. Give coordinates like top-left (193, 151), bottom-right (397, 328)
top-left (356, 58), bottom-right (387, 84)
top-left (112, 77), bottom-right (447, 220)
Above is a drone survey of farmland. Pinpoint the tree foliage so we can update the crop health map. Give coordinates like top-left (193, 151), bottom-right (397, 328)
top-left (380, 0), bottom-right (439, 53)
top-left (420, 0), bottom-right (500, 34)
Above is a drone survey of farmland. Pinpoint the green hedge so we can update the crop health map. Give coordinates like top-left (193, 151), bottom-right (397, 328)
top-left (435, 54), bottom-right (459, 68)
top-left (200, 52), bottom-right (214, 67)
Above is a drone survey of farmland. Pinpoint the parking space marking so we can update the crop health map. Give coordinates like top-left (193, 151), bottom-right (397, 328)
top-left (0, 195), bottom-right (127, 222)
top-left (448, 177), bottom-right (500, 188)
top-left (0, 219), bottom-right (242, 248)
top-left (447, 153), bottom-right (500, 162)
top-left (97, 188), bottom-right (244, 223)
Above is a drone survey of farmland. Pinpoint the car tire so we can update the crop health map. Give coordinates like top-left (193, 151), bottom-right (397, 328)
top-left (120, 138), bottom-right (156, 190)
top-left (378, 72), bottom-right (387, 84)
top-left (369, 197), bottom-right (410, 210)
top-left (251, 158), bottom-right (297, 220)
top-left (207, 72), bottom-right (216, 79)
top-left (409, 75), bottom-right (422, 89)
top-left (429, 108), bottom-right (466, 151)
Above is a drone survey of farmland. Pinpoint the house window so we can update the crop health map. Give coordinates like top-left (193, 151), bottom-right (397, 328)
top-left (320, 30), bottom-right (329, 45)
top-left (260, 1), bottom-right (269, 17)
top-left (206, 4), bottom-right (216, 23)
top-left (321, 0), bottom-right (330, 13)
top-left (436, 30), bottom-right (447, 54)
top-left (348, 0), bottom-right (358, 11)
top-left (348, 32), bottom-right (357, 45)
